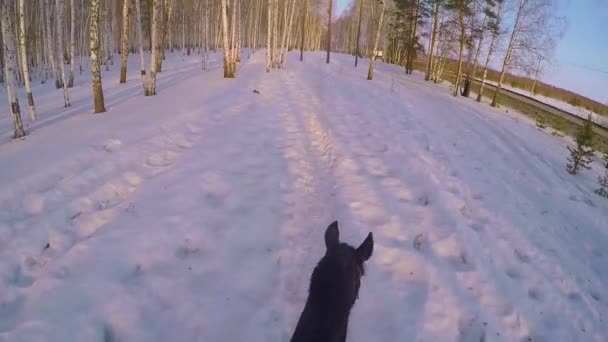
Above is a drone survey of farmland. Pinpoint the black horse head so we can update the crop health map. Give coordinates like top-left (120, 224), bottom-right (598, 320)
top-left (291, 221), bottom-right (374, 342)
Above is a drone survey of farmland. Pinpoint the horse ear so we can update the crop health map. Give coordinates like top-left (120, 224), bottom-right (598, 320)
top-left (325, 221), bottom-right (340, 250)
top-left (356, 232), bottom-right (374, 262)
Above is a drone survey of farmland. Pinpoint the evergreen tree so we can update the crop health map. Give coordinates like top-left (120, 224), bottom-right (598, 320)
top-left (595, 153), bottom-right (608, 198)
top-left (566, 115), bottom-right (594, 175)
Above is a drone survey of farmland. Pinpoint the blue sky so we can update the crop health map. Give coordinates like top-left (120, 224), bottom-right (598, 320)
top-left (336, 0), bottom-right (607, 103)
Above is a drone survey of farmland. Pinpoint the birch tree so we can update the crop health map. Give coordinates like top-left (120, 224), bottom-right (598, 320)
top-left (490, 0), bottom-right (561, 107)
top-left (17, 0), bottom-right (37, 121)
top-left (327, 0), bottom-right (332, 64)
top-left (90, 0), bottom-right (106, 113)
top-left (134, 0), bottom-right (150, 95)
top-left (120, 0), bottom-right (130, 83)
top-left (68, 0), bottom-right (76, 87)
top-left (446, 0), bottom-right (472, 97)
top-left (266, 0), bottom-right (272, 71)
top-left (300, 0), bottom-right (308, 61)
top-left (476, 0), bottom-right (503, 102)
top-left (425, 0), bottom-right (441, 80)
top-left (149, 0), bottom-right (160, 94)
top-left (367, 0), bottom-right (387, 80)
top-left (354, 0), bottom-right (364, 67)
top-left (221, 0), bottom-right (234, 77)
top-left (56, 0), bottom-right (71, 107)
top-left (1, 1), bottom-right (26, 138)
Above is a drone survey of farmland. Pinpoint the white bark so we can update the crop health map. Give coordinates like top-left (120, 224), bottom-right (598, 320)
top-left (90, 0), bottom-right (106, 112)
top-left (69, 0), bottom-right (75, 87)
top-left (220, 0), bottom-right (233, 77)
top-left (367, 0), bottom-right (386, 80)
top-left (56, 0), bottom-right (71, 107)
top-left (134, 0), bottom-right (149, 95)
top-left (266, 0), bottom-right (272, 71)
top-left (150, 0), bottom-right (160, 94)
top-left (18, 0), bottom-right (37, 121)
top-left (119, 0), bottom-right (130, 83)
top-left (202, 0), bottom-right (209, 69)
top-left (1, 1), bottom-right (26, 138)
top-left (44, 0), bottom-right (60, 88)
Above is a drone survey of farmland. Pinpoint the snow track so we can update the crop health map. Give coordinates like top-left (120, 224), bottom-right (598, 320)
top-left (0, 51), bottom-right (607, 341)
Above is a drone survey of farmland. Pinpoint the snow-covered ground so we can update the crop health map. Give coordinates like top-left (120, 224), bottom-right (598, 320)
top-left (0, 51), bottom-right (607, 342)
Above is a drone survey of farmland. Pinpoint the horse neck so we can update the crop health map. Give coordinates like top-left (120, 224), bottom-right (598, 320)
top-left (291, 297), bottom-right (350, 342)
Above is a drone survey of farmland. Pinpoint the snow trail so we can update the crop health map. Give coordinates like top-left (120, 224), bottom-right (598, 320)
top-left (0, 51), bottom-right (607, 341)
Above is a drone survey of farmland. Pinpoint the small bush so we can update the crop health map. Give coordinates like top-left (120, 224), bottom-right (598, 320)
top-left (566, 115), bottom-right (595, 175)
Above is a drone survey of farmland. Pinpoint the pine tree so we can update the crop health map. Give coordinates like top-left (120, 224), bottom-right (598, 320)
top-left (566, 115), bottom-right (594, 175)
top-left (595, 153), bottom-right (608, 198)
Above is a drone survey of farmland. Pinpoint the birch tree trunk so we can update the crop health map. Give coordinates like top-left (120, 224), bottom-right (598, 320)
top-left (452, 8), bottom-right (466, 97)
top-left (150, 0), bottom-right (160, 94)
top-left (202, 0), bottom-right (209, 69)
top-left (463, 12), bottom-right (487, 97)
top-left (300, 0), bottom-right (307, 61)
top-left (2, 1), bottom-right (26, 138)
top-left (221, 0), bottom-right (234, 77)
top-left (44, 0), bottom-right (60, 88)
top-left (134, 0), bottom-right (149, 95)
top-left (367, 0), bottom-right (386, 80)
top-left (90, 0), bottom-right (106, 112)
top-left (477, 1), bottom-right (503, 102)
top-left (18, 0), bottom-right (37, 121)
top-left (326, 0), bottom-right (332, 64)
top-left (354, 0), bottom-right (364, 67)
top-left (425, 0), bottom-right (440, 80)
top-left (491, 0), bottom-right (523, 107)
top-left (230, 0), bottom-right (237, 64)
top-left (280, 0), bottom-right (296, 68)
top-left (39, 0), bottom-right (49, 83)
top-left (266, 0), bottom-right (272, 71)
top-left (56, 0), bottom-right (71, 107)
top-left (406, 0), bottom-right (421, 74)
top-left (157, 0), bottom-right (173, 72)
top-left (271, 0), bottom-right (278, 67)
top-left (68, 0), bottom-right (75, 87)
top-left (119, 0), bottom-right (130, 83)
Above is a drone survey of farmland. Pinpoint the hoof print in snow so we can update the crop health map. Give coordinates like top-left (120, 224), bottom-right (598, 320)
top-left (103, 139), bottom-right (123, 152)
top-left (43, 242), bottom-right (51, 250)
top-left (146, 150), bottom-right (178, 168)
top-left (413, 234), bottom-right (425, 251)
top-left (589, 291), bottom-right (601, 302)
top-left (520, 334), bottom-right (546, 342)
top-left (504, 267), bottom-right (521, 279)
top-left (457, 316), bottom-right (486, 342)
top-left (175, 241), bottom-right (200, 259)
top-left (527, 287), bottom-right (543, 301)
top-left (103, 324), bottom-right (117, 342)
top-left (10, 265), bottom-right (35, 288)
top-left (469, 222), bottom-right (485, 232)
top-left (567, 292), bottom-right (582, 302)
top-left (253, 89), bottom-right (261, 94)
top-left (417, 195), bottom-right (430, 206)
top-left (514, 249), bottom-right (531, 263)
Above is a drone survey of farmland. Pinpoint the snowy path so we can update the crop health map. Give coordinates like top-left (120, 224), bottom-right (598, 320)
top-left (0, 52), bottom-right (607, 341)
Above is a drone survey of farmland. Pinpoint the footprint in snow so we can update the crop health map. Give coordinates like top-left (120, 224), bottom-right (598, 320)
top-left (145, 150), bottom-right (178, 168)
top-left (528, 287), bottom-right (543, 301)
top-left (103, 139), bottom-right (123, 152)
top-left (200, 172), bottom-right (232, 206)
